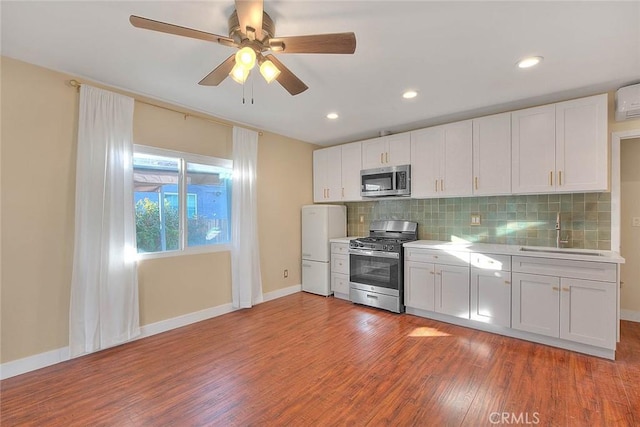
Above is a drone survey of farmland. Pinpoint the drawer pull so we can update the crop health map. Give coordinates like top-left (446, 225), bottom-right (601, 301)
top-left (552, 286), bottom-right (559, 291)
top-left (504, 280), bottom-right (511, 285)
top-left (562, 287), bottom-right (570, 292)
top-left (430, 271), bottom-right (435, 275)
top-left (366, 294), bottom-right (378, 299)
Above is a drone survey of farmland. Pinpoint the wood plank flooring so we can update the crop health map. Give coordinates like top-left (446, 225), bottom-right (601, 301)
top-left (2, 292), bottom-right (640, 426)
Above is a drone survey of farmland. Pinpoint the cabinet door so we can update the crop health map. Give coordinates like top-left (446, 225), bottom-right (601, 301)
top-left (511, 272), bottom-right (559, 337)
top-left (361, 138), bottom-right (387, 169)
top-left (326, 146), bottom-right (342, 201)
top-left (434, 264), bottom-right (470, 319)
top-left (511, 105), bottom-right (556, 194)
top-left (404, 261), bottom-right (435, 311)
top-left (410, 127), bottom-right (442, 198)
top-left (559, 277), bottom-right (616, 349)
top-left (313, 149), bottom-right (328, 202)
top-left (471, 268), bottom-right (511, 327)
top-left (386, 133), bottom-right (411, 166)
top-left (473, 112), bottom-right (512, 195)
top-left (341, 142), bottom-right (362, 201)
top-left (442, 120), bottom-right (473, 196)
top-left (331, 273), bottom-right (350, 296)
top-left (555, 94), bottom-right (608, 192)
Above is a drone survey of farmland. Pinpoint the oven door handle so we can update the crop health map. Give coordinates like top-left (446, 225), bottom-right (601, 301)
top-left (348, 248), bottom-right (400, 259)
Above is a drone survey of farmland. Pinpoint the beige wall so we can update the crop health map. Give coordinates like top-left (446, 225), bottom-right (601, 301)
top-left (0, 57), bottom-right (316, 363)
top-left (620, 138), bottom-right (640, 314)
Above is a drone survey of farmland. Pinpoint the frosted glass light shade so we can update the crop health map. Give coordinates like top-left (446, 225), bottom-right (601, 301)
top-left (230, 63), bottom-right (250, 84)
top-left (235, 47), bottom-right (257, 70)
top-left (259, 60), bottom-right (281, 83)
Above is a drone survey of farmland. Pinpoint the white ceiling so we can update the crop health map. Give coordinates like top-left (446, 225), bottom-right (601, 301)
top-left (2, 1), bottom-right (639, 146)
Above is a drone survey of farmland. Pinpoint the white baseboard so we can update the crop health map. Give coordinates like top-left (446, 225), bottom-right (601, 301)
top-left (0, 346), bottom-right (70, 381)
top-left (262, 284), bottom-right (302, 302)
top-left (621, 309), bottom-right (640, 323)
top-left (0, 286), bottom-right (301, 380)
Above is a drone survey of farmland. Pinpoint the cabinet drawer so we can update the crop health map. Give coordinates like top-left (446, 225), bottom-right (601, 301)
top-left (331, 253), bottom-right (349, 275)
top-left (405, 248), bottom-right (470, 267)
top-left (331, 273), bottom-right (350, 295)
top-left (331, 242), bottom-right (349, 255)
top-left (512, 256), bottom-right (616, 282)
top-left (470, 253), bottom-right (511, 272)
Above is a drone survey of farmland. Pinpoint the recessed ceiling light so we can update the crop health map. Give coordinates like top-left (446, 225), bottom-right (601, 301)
top-left (517, 56), bottom-right (543, 69)
top-left (326, 112), bottom-right (339, 120)
top-left (403, 90), bottom-right (418, 99)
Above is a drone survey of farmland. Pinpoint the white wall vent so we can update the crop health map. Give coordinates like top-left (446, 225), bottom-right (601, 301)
top-left (616, 83), bottom-right (640, 121)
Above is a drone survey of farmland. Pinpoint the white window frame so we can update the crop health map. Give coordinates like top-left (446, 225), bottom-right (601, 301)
top-left (133, 144), bottom-right (233, 260)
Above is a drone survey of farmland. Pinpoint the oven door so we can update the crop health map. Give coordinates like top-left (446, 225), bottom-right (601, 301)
top-left (349, 248), bottom-right (401, 297)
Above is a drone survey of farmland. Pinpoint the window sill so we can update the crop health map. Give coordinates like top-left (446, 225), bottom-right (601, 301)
top-left (136, 244), bottom-right (232, 261)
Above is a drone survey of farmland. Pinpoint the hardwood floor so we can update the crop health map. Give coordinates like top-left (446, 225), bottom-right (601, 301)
top-left (2, 292), bottom-right (640, 426)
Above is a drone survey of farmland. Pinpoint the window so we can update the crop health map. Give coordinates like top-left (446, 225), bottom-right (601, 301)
top-left (133, 145), bottom-right (232, 256)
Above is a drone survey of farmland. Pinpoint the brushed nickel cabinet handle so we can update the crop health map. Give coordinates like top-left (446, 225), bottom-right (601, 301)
top-left (552, 286), bottom-right (559, 291)
top-left (440, 179), bottom-right (444, 191)
top-left (385, 152), bottom-right (389, 163)
top-left (562, 287), bottom-right (570, 292)
top-left (559, 171), bottom-right (562, 186)
top-left (475, 177), bottom-right (478, 190)
top-left (504, 280), bottom-right (511, 285)
top-left (380, 153), bottom-right (384, 164)
top-left (550, 171), bottom-right (553, 186)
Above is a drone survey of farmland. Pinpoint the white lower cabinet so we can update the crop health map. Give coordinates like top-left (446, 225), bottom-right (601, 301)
top-left (511, 256), bottom-right (617, 349)
top-left (404, 248), bottom-right (470, 319)
top-left (404, 247), bottom-right (620, 358)
top-left (470, 253), bottom-right (512, 327)
top-left (330, 242), bottom-right (350, 300)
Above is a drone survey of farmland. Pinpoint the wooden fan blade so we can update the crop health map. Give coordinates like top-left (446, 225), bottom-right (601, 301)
top-left (264, 54), bottom-right (308, 96)
top-left (269, 33), bottom-right (356, 54)
top-left (235, 0), bottom-right (263, 40)
top-left (198, 54), bottom-right (236, 86)
top-left (130, 15), bottom-right (237, 47)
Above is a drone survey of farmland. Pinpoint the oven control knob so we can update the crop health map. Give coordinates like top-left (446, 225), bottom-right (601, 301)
top-left (383, 245), bottom-right (388, 250)
top-left (388, 245), bottom-right (394, 251)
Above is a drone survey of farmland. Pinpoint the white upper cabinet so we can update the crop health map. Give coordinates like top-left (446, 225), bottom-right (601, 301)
top-left (361, 133), bottom-right (411, 169)
top-left (411, 121), bottom-right (472, 198)
top-left (313, 146), bottom-right (341, 202)
top-left (512, 94), bottom-right (608, 194)
top-left (472, 112), bottom-right (511, 195)
top-left (313, 142), bottom-right (362, 203)
top-left (555, 94), bottom-right (608, 192)
top-left (340, 141), bottom-right (362, 201)
top-left (511, 105), bottom-right (556, 194)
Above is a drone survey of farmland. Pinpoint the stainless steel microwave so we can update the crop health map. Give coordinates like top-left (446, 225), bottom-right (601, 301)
top-left (360, 165), bottom-right (411, 197)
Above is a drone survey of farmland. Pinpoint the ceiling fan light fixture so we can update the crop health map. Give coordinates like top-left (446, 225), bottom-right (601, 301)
top-left (235, 46), bottom-right (257, 70)
top-left (259, 60), bottom-right (281, 83)
top-left (229, 63), bottom-right (250, 84)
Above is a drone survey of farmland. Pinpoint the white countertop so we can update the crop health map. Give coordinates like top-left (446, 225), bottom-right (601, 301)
top-left (404, 240), bottom-right (625, 264)
top-left (330, 236), bottom-right (361, 244)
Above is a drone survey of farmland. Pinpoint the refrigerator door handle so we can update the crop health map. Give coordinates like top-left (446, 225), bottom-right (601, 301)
top-left (302, 253), bottom-right (312, 258)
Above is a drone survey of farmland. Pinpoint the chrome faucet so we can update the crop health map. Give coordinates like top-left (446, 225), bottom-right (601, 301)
top-left (556, 212), bottom-right (569, 248)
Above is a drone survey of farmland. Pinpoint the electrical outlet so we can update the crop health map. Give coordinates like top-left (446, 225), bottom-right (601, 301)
top-left (283, 269), bottom-right (288, 278)
top-left (633, 217), bottom-right (640, 227)
top-left (471, 214), bottom-right (481, 226)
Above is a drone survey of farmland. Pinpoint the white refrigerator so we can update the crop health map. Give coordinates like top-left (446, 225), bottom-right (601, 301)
top-left (301, 205), bottom-right (347, 296)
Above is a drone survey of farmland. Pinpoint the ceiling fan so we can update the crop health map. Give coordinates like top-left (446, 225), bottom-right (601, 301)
top-left (130, 0), bottom-right (356, 96)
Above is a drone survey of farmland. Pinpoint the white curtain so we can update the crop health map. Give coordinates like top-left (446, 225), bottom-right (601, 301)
top-left (231, 127), bottom-right (263, 308)
top-left (69, 85), bottom-right (139, 357)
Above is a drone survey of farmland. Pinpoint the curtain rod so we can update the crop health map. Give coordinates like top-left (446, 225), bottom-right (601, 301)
top-left (67, 79), bottom-right (263, 136)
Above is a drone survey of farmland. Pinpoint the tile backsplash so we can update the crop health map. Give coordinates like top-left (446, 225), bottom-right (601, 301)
top-left (345, 193), bottom-right (611, 250)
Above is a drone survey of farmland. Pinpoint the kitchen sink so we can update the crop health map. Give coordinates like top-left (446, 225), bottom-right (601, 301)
top-left (519, 247), bottom-right (603, 256)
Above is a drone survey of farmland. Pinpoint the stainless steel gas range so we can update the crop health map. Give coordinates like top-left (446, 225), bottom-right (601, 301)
top-left (348, 220), bottom-right (418, 313)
